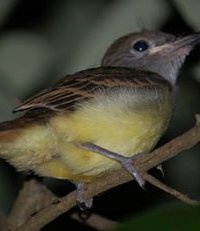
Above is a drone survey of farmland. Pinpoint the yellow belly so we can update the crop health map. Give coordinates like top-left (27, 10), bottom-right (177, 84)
top-left (0, 91), bottom-right (172, 183)
top-left (44, 91), bottom-right (172, 182)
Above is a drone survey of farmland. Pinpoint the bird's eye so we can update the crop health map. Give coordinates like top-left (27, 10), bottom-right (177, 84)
top-left (132, 40), bottom-right (149, 52)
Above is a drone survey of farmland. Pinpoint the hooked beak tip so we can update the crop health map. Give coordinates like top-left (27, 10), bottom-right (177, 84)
top-left (150, 32), bottom-right (200, 57)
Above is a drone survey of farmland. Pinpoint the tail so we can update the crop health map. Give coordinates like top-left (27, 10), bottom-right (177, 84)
top-left (0, 118), bottom-right (28, 166)
top-left (0, 117), bottom-right (32, 142)
top-left (0, 115), bottom-right (51, 172)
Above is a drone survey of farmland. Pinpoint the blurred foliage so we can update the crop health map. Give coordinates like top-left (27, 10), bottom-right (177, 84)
top-left (173, 0), bottom-right (200, 30)
top-left (0, 0), bottom-right (199, 230)
top-left (115, 203), bottom-right (200, 231)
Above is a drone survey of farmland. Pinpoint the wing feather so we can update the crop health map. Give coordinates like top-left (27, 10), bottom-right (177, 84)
top-left (14, 66), bottom-right (171, 113)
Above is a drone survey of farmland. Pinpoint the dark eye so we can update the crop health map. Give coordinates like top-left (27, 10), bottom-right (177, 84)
top-left (132, 40), bottom-right (149, 52)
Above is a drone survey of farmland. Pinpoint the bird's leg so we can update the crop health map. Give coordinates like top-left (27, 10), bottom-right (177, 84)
top-left (79, 142), bottom-right (145, 188)
top-left (76, 182), bottom-right (93, 211)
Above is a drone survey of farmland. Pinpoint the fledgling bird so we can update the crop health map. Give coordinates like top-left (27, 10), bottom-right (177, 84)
top-left (0, 30), bottom-right (199, 207)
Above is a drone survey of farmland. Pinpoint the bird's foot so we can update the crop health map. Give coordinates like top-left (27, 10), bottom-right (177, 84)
top-left (120, 155), bottom-right (145, 188)
top-left (76, 182), bottom-right (93, 211)
top-left (80, 142), bottom-right (145, 188)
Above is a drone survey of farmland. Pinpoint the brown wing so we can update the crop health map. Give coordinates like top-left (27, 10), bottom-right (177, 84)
top-left (14, 66), bottom-right (171, 113)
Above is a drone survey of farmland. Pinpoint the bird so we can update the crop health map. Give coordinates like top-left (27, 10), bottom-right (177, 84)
top-left (0, 30), bottom-right (199, 208)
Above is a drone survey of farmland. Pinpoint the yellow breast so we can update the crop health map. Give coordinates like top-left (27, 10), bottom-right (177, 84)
top-left (0, 88), bottom-right (172, 183)
top-left (46, 88), bottom-right (172, 181)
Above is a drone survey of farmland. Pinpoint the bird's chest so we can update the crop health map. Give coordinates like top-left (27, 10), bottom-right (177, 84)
top-left (50, 90), bottom-right (172, 155)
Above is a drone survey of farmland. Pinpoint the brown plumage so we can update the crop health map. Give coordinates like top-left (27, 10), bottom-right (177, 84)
top-left (14, 67), bottom-right (171, 113)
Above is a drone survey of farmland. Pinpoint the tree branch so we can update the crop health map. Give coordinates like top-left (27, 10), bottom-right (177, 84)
top-left (143, 173), bottom-right (198, 205)
top-left (6, 178), bottom-right (118, 231)
top-left (7, 179), bottom-right (57, 230)
top-left (71, 212), bottom-right (118, 231)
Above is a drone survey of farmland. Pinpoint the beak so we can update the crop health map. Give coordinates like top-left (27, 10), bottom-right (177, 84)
top-left (150, 32), bottom-right (200, 57)
top-left (172, 32), bottom-right (200, 52)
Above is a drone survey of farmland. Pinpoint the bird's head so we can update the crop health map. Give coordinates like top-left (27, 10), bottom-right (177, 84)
top-left (101, 30), bottom-right (200, 86)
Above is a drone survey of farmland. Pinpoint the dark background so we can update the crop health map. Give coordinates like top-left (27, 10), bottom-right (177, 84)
top-left (0, 0), bottom-right (200, 230)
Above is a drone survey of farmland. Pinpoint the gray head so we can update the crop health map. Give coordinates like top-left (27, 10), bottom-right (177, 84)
top-left (101, 30), bottom-right (200, 86)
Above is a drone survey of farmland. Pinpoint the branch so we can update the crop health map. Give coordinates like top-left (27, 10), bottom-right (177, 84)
top-left (71, 213), bottom-right (118, 231)
top-left (143, 173), bottom-right (198, 205)
top-left (15, 114), bottom-right (200, 231)
top-left (7, 179), bottom-right (57, 230)
top-left (5, 178), bottom-right (118, 231)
